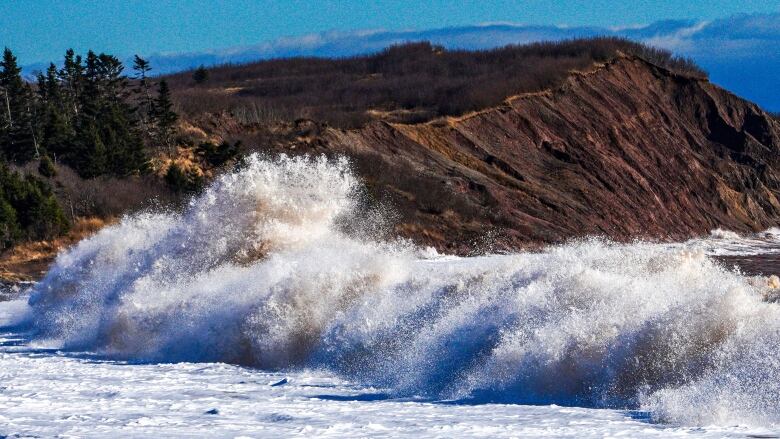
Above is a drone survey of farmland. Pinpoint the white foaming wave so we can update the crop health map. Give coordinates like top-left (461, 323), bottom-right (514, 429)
top-left (25, 154), bottom-right (780, 427)
top-left (680, 227), bottom-right (780, 256)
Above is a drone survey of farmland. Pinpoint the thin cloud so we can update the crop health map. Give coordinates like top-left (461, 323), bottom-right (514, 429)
top-left (25, 13), bottom-right (780, 110)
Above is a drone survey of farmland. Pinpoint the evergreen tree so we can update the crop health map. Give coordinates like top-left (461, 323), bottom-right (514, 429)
top-left (151, 79), bottom-right (177, 149)
top-left (58, 49), bottom-right (83, 121)
top-left (69, 51), bottom-right (108, 177)
top-left (197, 140), bottom-right (240, 167)
top-left (0, 47), bottom-right (152, 180)
top-left (0, 48), bottom-right (38, 163)
top-left (0, 195), bottom-right (19, 248)
top-left (132, 55), bottom-right (153, 128)
top-left (39, 63), bottom-right (73, 158)
top-left (0, 164), bottom-right (68, 247)
top-left (66, 51), bottom-right (146, 177)
top-left (95, 53), bottom-right (128, 103)
top-left (38, 155), bottom-right (56, 178)
top-left (192, 65), bottom-right (209, 84)
top-left (165, 162), bottom-right (202, 193)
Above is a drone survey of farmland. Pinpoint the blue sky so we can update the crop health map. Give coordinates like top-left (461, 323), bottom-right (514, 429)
top-left (2, 0), bottom-right (780, 64)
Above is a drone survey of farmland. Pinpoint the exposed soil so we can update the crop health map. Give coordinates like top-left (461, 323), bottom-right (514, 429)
top-left (5, 54), bottom-right (780, 281)
top-left (0, 217), bottom-right (110, 282)
top-left (306, 56), bottom-right (780, 253)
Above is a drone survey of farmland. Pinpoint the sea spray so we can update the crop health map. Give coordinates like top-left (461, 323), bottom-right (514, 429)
top-left (26, 153), bottom-right (780, 426)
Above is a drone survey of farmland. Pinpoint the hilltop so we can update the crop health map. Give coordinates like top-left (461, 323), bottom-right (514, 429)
top-left (2, 38), bottom-right (779, 277)
top-left (166, 38), bottom-right (703, 128)
top-left (165, 44), bottom-right (779, 253)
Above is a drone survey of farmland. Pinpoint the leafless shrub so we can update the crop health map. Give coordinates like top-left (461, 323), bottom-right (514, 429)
top-left (47, 165), bottom-right (176, 219)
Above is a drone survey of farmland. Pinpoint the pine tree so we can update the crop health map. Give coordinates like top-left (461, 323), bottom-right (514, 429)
top-left (99, 54), bottom-right (146, 175)
top-left (0, 195), bottom-right (19, 248)
top-left (151, 79), bottom-right (177, 150)
top-left (0, 48), bottom-right (38, 163)
top-left (165, 162), bottom-right (202, 193)
top-left (96, 53), bottom-right (127, 103)
top-left (68, 51), bottom-right (106, 177)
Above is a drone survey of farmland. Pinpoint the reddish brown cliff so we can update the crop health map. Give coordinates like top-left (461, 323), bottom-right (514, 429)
top-left (310, 56), bottom-right (780, 253)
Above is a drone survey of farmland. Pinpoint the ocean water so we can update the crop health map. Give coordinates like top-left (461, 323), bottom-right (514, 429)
top-left (2, 154), bottom-right (780, 438)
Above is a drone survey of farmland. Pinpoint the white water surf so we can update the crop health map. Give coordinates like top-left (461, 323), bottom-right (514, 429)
top-left (3, 154), bottom-right (780, 437)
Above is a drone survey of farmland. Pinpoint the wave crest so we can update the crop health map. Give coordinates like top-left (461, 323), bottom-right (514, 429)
top-left (27, 153), bottom-right (780, 426)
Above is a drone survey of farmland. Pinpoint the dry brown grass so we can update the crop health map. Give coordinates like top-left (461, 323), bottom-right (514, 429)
top-left (0, 217), bottom-right (112, 281)
top-left (166, 38), bottom-right (705, 129)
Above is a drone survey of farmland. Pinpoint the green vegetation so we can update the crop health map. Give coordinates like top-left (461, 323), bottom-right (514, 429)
top-left (37, 155), bottom-right (56, 178)
top-left (197, 140), bottom-right (240, 167)
top-left (3, 48), bottom-right (179, 179)
top-left (164, 163), bottom-right (203, 193)
top-left (0, 47), bottom-right (181, 248)
top-left (0, 164), bottom-right (68, 248)
top-left (1, 48), bottom-right (38, 163)
top-left (151, 80), bottom-right (178, 150)
top-left (192, 65), bottom-right (209, 85)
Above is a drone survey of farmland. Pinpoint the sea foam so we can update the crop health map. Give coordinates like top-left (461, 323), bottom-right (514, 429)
top-left (26, 153), bottom-right (780, 426)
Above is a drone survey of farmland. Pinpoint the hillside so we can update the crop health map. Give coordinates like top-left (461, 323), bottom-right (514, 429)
top-left (190, 55), bottom-right (780, 254)
top-left (167, 38), bottom-right (703, 128)
top-left (1, 39), bottom-right (778, 278)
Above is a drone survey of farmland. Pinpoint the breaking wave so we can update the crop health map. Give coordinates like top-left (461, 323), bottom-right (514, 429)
top-left (683, 227), bottom-right (780, 256)
top-left (26, 154), bottom-right (780, 427)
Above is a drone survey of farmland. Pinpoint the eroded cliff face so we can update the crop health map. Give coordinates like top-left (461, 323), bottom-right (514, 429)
top-left (306, 56), bottom-right (780, 253)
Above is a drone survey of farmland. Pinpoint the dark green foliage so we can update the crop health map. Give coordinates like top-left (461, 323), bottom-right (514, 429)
top-left (38, 63), bottom-right (74, 159)
top-left (164, 162), bottom-right (202, 193)
top-left (132, 55), bottom-right (153, 125)
top-left (151, 80), bottom-right (178, 148)
top-left (0, 165), bottom-right (68, 248)
top-left (0, 47), bottom-right (171, 248)
top-left (63, 51), bottom-right (148, 178)
top-left (0, 48), bottom-right (38, 163)
top-left (38, 155), bottom-right (56, 178)
top-left (192, 65), bottom-right (209, 84)
top-left (2, 48), bottom-right (157, 179)
top-left (0, 197), bottom-right (19, 248)
top-left (15, 48), bottom-right (154, 178)
top-left (58, 49), bottom-right (84, 122)
top-left (196, 140), bottom-right (240, 167)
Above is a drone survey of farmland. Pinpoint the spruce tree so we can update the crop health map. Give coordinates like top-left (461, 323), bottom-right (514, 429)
top-left (192, 65), bottom-right (209, 84)
top-left (0, 48), bottom-right (37, 163)
top-left (59, 49), bottom-right (83, 121)
top-left (69, 51), bottom-right (107, 177)
top-left (151, 79), bottom-right (177, 150)
top-left (0, 164), bottom-right (68, 246)
top-left (38, 155), bottom-right (56, 178)
top-left (132, 55), bottom-right (153, 129)
top-left (39, 63), bottom-right (73, 158)
top-left (67, 51), bottom-right (146, 177)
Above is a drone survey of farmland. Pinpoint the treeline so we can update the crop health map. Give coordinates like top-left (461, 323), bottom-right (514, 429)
top-left (0, 164), bottom-right (68, 247)
top-left (0, 47), bottom-right (178, 248)
top-left (168, 37), bottom-right (707, 128)
top-left (1, 48), bottom-right (177, 177)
